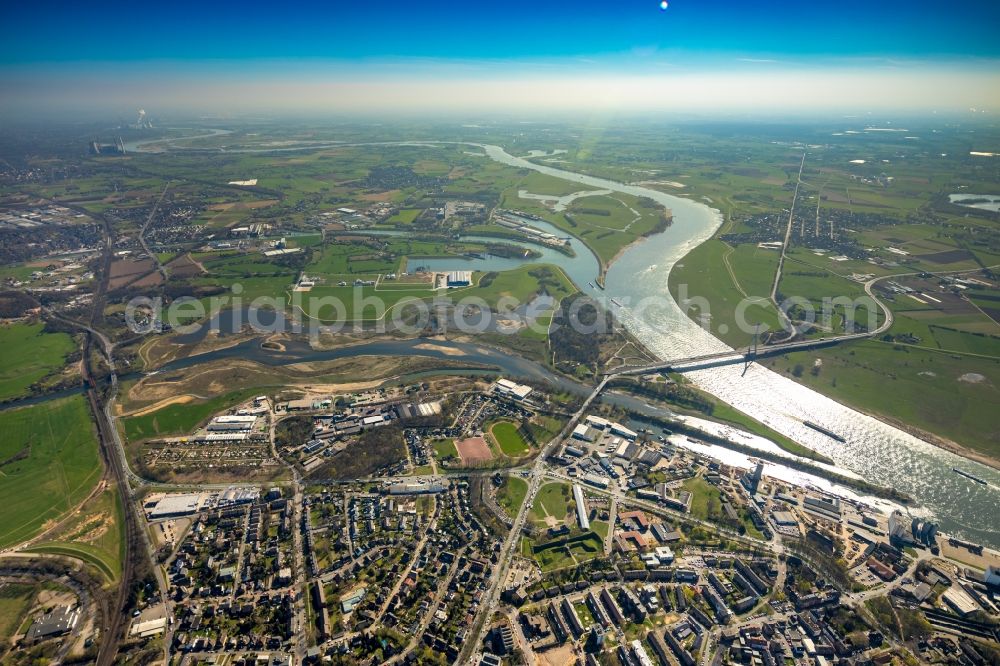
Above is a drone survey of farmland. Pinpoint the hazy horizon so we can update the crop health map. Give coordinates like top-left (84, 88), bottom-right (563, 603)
top-left (3, 0), bottom-right (1000, 119)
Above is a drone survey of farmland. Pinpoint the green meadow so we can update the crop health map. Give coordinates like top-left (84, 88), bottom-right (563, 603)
top-left (0, 396), bottom-right (102, 549)
top-left (0, 322), bottom-right (76, 401)
top-left (123, 387), bottom-right (261, 441)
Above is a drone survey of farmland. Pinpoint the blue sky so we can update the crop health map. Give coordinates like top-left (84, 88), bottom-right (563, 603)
top-left (2, 0), bottom-right (999, 115)
top-left (5, 0), bottom-right (1000, 63)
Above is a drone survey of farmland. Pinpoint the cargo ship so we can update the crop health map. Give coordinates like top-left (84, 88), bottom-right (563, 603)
top-left (953, 468), bottom-right (988, 485)
top-left (803, 421), bottom-right (846, 442)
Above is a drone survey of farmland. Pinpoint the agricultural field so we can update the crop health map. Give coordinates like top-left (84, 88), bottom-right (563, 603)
top-left (387, 208), bottom-right (422, 224)
top-left (776, 268), bottom-right (885, 336)
top-left (198, 252), bottom-right (293, 278)
top-left (0, 262), bottom-right (40, 283)
top-left (188, 275), bottom-right (294, 307)
top-left (0, 322), bottom-right (77, 401)
top-left (306, 241), bottom-right (401, 276)
top-left (195, 199), bottom-right (280, 229)
top-left (0, 395), bottom-right (102, 549)
top-left (925, 326), bottom-right (1000, 357)
top-left (513, 172), bottom-right (591, 197)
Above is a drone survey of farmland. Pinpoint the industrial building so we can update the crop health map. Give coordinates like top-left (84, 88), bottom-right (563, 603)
top-left (494, 378), bottom-right (532, 400)
top-left (772, 511), bottom-right (798, 527)
top-left (573, 484), bottom-right (590, 530)
top-left (387, 482), bottom-right (447, 495)
top-left (583, 473), bottom-right (610, 489)
top-left (609, 423), bottom-right (638, 440)
top-left (146, 493), bottom-right (207, 519)
top-left (942, 587), bottom-right (980, 616)
top-left (446, 270), bottom-right (473, 287)
top-left (25, 606), bottom-right (80, 643)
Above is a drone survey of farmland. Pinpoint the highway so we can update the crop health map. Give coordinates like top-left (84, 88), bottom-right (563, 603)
top-left (607, 332), bottom-right (873, 378)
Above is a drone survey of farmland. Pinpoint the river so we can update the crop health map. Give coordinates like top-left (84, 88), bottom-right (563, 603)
top-left (478, 143), bottom-right (1000, 547)
top-left (123, 131), bottom-right (1000, 547)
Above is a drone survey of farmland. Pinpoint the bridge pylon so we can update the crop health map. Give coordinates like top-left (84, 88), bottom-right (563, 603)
top-left (743, 324), bottom-right (760, 376)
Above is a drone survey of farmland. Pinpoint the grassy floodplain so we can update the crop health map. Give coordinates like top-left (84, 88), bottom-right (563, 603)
top-left (499, 183), bottom-right (670, 272)
top-left (0, 395), bottom-right (102, 549)
top-left (0, 322), bottom-right (76, 401)
top-left (296, 262), bottom-right (575, 324)
top-left (670, 240), bottom-right (784, 348)
top-left (762, 340), bottom-right (1000, 460)
top-left (123, 387), bottom-right (262, 441)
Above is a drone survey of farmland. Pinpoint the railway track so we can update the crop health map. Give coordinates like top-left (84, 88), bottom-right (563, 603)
top-left (68, 202), bottom-right (149, 666)
top-left (82, 339), bottom-right (147, 666)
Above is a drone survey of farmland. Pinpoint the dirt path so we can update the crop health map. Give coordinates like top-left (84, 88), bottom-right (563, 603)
top-left (121, 394), bottom-right (200, 417)
top-left (721, 242), bottom-right (748, 298)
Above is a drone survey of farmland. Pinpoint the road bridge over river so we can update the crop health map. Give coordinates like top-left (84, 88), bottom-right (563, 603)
top-left (609, 329), bottom-right (874, 377)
